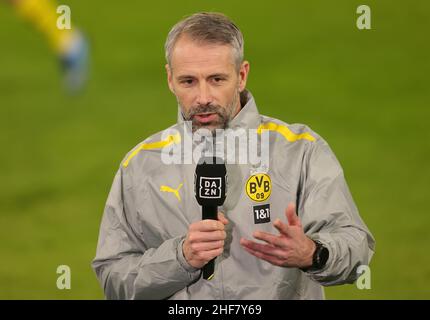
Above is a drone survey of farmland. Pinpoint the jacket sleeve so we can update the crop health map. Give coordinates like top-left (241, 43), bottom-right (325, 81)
top-left (298, 138), bottom-right (375, 286)
top-left (91, 167), bottom-right (201, 299)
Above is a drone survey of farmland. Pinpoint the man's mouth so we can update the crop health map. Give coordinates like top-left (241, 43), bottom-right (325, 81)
top-left (193, 113), bottom-right (218, 124)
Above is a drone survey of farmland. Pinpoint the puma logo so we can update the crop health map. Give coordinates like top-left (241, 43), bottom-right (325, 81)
top-left (160, 183), bottom-right (183, 202)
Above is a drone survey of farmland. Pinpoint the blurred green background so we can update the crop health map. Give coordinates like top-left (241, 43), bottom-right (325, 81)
top-left (0, 0), bottom-right (429, 299)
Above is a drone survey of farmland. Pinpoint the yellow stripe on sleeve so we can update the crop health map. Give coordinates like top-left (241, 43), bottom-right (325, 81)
top-left (122, 133), bottom-right (181, 168)
top-left (257, 122), bottom-right (316, 142)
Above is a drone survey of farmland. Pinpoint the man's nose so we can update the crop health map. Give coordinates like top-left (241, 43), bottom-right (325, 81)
top-left (196, 82), bottom-right (213, 106)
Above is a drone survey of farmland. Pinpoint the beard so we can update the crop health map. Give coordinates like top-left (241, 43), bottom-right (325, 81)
top-left (180, 90), bottom-right (240, 133)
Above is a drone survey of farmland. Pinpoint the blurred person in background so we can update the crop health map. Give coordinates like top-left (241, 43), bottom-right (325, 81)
top-left (4, 0), bottom-right (89, 93)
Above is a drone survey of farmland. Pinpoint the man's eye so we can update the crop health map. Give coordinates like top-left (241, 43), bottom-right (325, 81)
top-left (181, 79), bottom-right (194, 85)
top-left (213, 77), bottom-right (224, 83)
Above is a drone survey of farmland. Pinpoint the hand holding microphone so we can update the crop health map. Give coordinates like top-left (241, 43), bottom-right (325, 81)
top-left (182, 157), bottom-right (228, 280)
top-left (182, 211), bottom-right (228, 272)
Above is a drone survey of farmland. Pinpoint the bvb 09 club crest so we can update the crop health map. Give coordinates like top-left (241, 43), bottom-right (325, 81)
top-left (245, 173), bottom-right (271, 202)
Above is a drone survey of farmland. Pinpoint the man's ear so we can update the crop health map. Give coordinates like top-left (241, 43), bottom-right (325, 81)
top-left (165, 64), bottom-right (175, 94)
top-left (238, 61), bottom-right (250, 92)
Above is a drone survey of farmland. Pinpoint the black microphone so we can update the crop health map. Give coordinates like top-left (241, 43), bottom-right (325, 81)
top-left (194, 156), bottom-right (227, 280)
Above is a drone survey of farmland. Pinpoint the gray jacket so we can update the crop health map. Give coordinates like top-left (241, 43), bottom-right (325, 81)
top-left (92, 91), bottom-right (375, 299)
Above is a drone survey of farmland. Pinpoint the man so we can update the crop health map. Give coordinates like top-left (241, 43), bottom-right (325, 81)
top-left (92, 12), bottom-right (375, 299)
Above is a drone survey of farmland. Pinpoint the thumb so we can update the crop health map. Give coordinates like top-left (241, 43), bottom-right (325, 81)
top-left (285, 202), bottom-right (301, 227)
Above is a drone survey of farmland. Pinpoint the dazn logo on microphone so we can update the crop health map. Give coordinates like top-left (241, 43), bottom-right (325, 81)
top-left (199, 177), bottom-right (222, 199)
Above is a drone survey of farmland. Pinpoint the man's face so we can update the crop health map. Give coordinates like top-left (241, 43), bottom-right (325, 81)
top-left (166, 35), bottom-right (249, 132)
